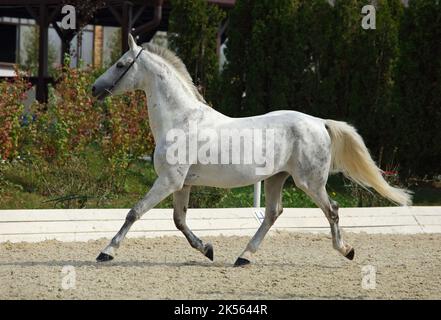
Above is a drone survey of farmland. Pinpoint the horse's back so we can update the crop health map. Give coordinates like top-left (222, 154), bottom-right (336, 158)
top-left (228, 109), bottom-right (322, 124)
top-left (223, 110), bottom-right (328, 146)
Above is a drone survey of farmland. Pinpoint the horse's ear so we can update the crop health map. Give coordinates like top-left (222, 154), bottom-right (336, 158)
top-left (128, 33), bottom-right (137, 50)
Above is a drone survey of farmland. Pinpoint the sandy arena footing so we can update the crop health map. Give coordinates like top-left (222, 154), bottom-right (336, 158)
top-left (1, 232), bottom-right (440, 299)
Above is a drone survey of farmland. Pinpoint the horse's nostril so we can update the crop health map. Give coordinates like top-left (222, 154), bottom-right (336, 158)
top-left (92, 86), bottom-right (96, 93)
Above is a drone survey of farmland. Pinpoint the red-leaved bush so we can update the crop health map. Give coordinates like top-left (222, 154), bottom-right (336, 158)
top-left (1, 63), bottom-right (154, 171)
top-left (0, 69), bottom-right (31, 160)
top-left (103, 91), bottom-right (154, 172)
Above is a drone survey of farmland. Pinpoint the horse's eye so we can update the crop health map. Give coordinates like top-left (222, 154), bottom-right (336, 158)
top-left (116, 61), bottom-right (124, 68)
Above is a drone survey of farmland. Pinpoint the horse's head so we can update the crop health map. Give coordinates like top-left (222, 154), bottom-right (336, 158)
top-left (92, 34), bottom-right (143, 100)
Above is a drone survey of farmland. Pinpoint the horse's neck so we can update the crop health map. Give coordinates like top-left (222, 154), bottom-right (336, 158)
top-left (143, 74), bottom-right (202, 141)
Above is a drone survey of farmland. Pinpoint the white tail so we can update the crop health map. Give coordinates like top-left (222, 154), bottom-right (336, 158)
top-left (325, 119), bottom-right (412, 206)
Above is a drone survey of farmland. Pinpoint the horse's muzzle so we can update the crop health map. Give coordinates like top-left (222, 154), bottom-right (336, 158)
top-left (92, 85), bottom-right (111, 101)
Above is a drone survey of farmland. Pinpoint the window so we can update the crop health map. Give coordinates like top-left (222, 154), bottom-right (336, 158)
top-left (0, 24), bottom-right (17, 63)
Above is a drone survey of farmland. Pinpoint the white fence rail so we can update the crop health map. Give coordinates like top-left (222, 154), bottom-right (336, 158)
top-left (0, 206), bottom-right (440, 243)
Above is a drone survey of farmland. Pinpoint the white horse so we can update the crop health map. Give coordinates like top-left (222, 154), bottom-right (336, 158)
top-left (92, 34), bottom-right (411, 266)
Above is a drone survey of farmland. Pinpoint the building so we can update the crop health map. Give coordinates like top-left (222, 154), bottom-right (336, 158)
top-left (0, 0), bottom-right (234, 102)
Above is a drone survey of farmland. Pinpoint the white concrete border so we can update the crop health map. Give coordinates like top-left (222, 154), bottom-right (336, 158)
top-left (0, 206), bottom-right (440, 243)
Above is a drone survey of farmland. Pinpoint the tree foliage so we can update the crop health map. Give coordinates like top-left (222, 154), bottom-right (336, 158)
top-left (393, 0), bottom-right (441, 177)
top-left (168, 0), bottom-right (225, 103)
top-left (221, 0), bottom-right (438, 177)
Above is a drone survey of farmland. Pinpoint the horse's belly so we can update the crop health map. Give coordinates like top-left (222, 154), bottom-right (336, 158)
top-left (184, 164), bottom-right (283, 188)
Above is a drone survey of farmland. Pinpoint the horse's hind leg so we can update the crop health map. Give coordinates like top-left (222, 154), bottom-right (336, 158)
top-left (295, 180), bottom-right (354, 260)
top-left (173, 185), bottom-right (214, 261)
top-left (234, 172), bottom-right (289, 267)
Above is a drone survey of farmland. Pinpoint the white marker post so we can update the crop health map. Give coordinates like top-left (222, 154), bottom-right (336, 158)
top-left (253, 181), bottom-right (261, 208)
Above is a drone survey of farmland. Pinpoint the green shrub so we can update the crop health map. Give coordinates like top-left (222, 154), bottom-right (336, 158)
top-left (393, 0), bottom-right (441, 178)
top-left (220, 0), bottom-right (426, 179)
top-left (189, 186), bottom-right (231, 208)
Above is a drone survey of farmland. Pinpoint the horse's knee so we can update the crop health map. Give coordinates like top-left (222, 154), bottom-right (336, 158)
top-left (126, 209), bottom-right (140, 223)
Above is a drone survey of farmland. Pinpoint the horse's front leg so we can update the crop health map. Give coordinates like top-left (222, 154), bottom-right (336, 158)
top-left (173, 185), bottom-right (214, 261)
top-left (96, 168), bottom-right (188, 262)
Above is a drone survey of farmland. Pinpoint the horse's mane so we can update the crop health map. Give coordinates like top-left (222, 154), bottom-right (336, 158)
top-left (141, 43), bottom-right (206, 103)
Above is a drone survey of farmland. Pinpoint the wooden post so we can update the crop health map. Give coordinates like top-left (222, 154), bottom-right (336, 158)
top-left (121, 1), bottom-right (132, 53)
top-left (52, 22), bottom-right (75, 66)
top-left (27, 2), bottom-right (61, 102)
top-left (133, 0), bottom-right (163, 40)
top-left (60, 32), bottom-right (75, 64)
top-left (93, 25), bottom-right (103, 68)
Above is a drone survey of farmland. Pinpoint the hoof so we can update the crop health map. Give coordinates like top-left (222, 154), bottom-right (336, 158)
top-left (234, 257), bottom-right (251, 267)
top-left (345, 248), bottom-right (355, 261)
top-left (96, 252), bottom-right (114, 262)
top-left (204, 243), bottom-right (214, 261)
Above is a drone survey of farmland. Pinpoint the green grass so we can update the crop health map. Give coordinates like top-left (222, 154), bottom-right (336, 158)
top-left (1, 153), bottom-right (440, 209)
